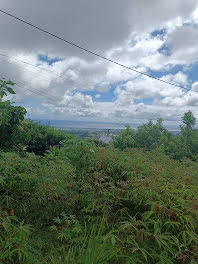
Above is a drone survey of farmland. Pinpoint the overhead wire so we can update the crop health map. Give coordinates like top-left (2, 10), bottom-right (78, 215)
top-left (1, 73), bottom-right (64, 105)
top-left (0, 56), bottom-right (193, 123)
top-left (0, 9), bottom-right (197, 94)
top-left (0, 9), bottom-right (196, 125)
top-left (0, 53), bottom-right (97, 90)
top-left (1, 73), bottom-right (185, 123)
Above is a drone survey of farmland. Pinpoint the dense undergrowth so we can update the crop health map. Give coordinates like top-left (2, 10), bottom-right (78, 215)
top-left (1, 145), bottom-right (198, 263)
top-left (0, 80), bottom-right (198, 263)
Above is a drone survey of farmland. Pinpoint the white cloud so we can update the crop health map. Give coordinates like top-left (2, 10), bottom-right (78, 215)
top-left (1, 0), bottom-right (198, 123)
top-left (115, 71), bottom-right (187, 106)
top-left (191, 7), bottom-right (198, 23)
top-left (192, 81), bottom-right (198, 91)
top-left (167, 25), bottom-right (198, 64)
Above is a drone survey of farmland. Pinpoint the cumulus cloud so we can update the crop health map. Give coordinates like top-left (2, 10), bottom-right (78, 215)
top-left (167, 25), bottom-right (198, 64)
top-left (114, 71), bottom-right (187, 107)
top-left (1, 0), bottom-right (198, 123)
top-left (0, 0), bottom-right (196, 54)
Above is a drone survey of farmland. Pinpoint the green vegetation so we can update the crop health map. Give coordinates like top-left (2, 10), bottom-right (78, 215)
top-left (0, 80), bottom-right (198, 263)
top-left (25, 122), bottom-right (74, 155)
top-left (112, 113), bottom-right (198, 161)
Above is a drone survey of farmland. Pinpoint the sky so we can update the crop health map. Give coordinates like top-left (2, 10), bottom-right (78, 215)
top-left (1, 0), bottom-right (198, 125)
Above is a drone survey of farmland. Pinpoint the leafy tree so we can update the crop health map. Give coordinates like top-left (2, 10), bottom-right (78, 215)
top-left (112, 125), bottom-right (135, 150)
top-left (180, 110), bottom-right (196, 156)
top-left (163, 133), bottom-right (186, 160)
top-left (181, 110), bottom-right (196, 133)
top-left (26, 121), bottom-right (74, 155)
top-left (0, 79), bottom-right (27, 151)
top-left (135, 118), bottom-right (169, 150)
top-left (0, 79), bottom-right (15, 100)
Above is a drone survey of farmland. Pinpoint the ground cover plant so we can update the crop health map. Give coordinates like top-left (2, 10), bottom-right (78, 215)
top-left (0, 81), bottom-right (198, 263)
top-left (1, 146), bottom-right (198, 263)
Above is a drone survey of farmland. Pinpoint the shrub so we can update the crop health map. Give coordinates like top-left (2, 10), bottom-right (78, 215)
top-left (26, 121), bottom-right (74, 155)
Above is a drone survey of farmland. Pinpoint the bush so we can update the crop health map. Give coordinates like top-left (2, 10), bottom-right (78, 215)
top-left (0, 215), bottom-right (34, 264)
top-left (112, 125), bottom-right (135, 150)
top-left (0, 101), bottom-right (27, 151)
top-left (0, 150), bottom-right (76, 226)
top-left (134, 118), bottom-right (169, 150)
top-left (26, 121), bottom-right (74, 155)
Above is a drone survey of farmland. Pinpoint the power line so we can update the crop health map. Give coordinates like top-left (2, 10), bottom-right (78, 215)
top-left (1, 73), bottom-right (63, 104)
top-left (0, 58), bottom-right (73, 96)
top-left (1, 74), bottom-right (187, 123)
top-left (1, 73), bottom-right (185, 123)
top-left (0, 53), bottom-right (97, 89)
top-left (15, 84), bottom-right (64, 105)
top-left (0, 9), bottom-right (197, 94)
top-left (0, 53), bottom-right (59, 76)
top-left (0, 58), bottom-right (104, 107)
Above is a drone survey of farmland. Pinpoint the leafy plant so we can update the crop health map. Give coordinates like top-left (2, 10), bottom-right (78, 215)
top-left (0, 79), bottom-right (15, 100)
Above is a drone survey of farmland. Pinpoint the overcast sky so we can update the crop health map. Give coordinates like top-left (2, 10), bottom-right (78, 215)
top-left (1, 0), bottom-right (198, 125)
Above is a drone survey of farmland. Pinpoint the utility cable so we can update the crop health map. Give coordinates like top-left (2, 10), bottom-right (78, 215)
top-left (0, 53), bottom-right (97, 89)
top-left (0, 9), bottom-right (197, 94)
top-left (1, 74), bottom-right (185, 123)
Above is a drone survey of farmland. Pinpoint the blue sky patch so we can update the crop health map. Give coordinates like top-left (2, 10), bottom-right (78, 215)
top-left (134, 97), bottom-right (153, 105)
top-left (83, 83), bottom-right (117, 102)
top-left (151, 28), bottom-right (167, 38)
top-left (158, 43), bottom-right (171, 56)
top-left (148, 65), bottom-right (184, 78)
top-left (38, 54), bottom-right (63, 65)
top-left (184, 63), bottom-right (198, 84)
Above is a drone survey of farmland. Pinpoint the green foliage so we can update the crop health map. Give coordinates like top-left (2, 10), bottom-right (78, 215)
top-left (0, 215), bottom-right (34, 264)
top-left (50, 216), bottom-right (120, 264)
top-left (135, 118), bottom-right (169, 150)
top-left (113, 112), bottom-right (198, 162)
top-left (165, 111), bottom-right (198, 160)
top-left (180, 111), bottom-right (196, 158)
top-left (0, 79), bottom-right (28, 151)
top-left (65, 219), bottom-right (120, 264)
top-left (1, 84), bottom-right (198, 263)
top-left (112, 125), bottom-right (135, 150)
top-left (26, 121), bottom-right (74, 155)
top-left (113, 119), bottom-right (170, 151)
top-left (181, 110), bottom-right (196, 134)
top-left (1, 139), bottom-right (198, 263)
top-left (88, 147), bottom-right (198, 263)
top-left (163, 133), bottom-right (186, 160)
top-left (0, 79), bottom-right (15, 100)
top-left (61, 137), bottom-right (98, 170)
top-left (0, 150), bottom-right (76, 226)
top-left (0, 101), bottom-right (27, 151)
top-left (0, 79), bottom-right (74, 154)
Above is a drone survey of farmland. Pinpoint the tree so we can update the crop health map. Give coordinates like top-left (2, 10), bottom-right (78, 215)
top-left (0, 79), bottom-right (27, 150)
top-left (180, 111), bottom-right (196, 136)
top-left (112, 125), bottom-right (135, 150)
top-left (0, 79), bottom-right (15, 101)
top-left (180, 111), bottom-right (196, 157)
top-left (135, 118), bottom-right (169, 150)
top-left (26, 122), bottom-right (74, 155)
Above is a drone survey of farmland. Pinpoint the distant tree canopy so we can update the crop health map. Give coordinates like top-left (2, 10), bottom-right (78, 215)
top-left (113, 118), bottom-right (170, 151)
top-left (112, 125), bottom-right (135, 150)
top-left (2, 78), bottom-right (198, 161)
top-left (113, 112), bottom-right (198, 161)
top-left (135, 118), bottom-right (169, 149)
